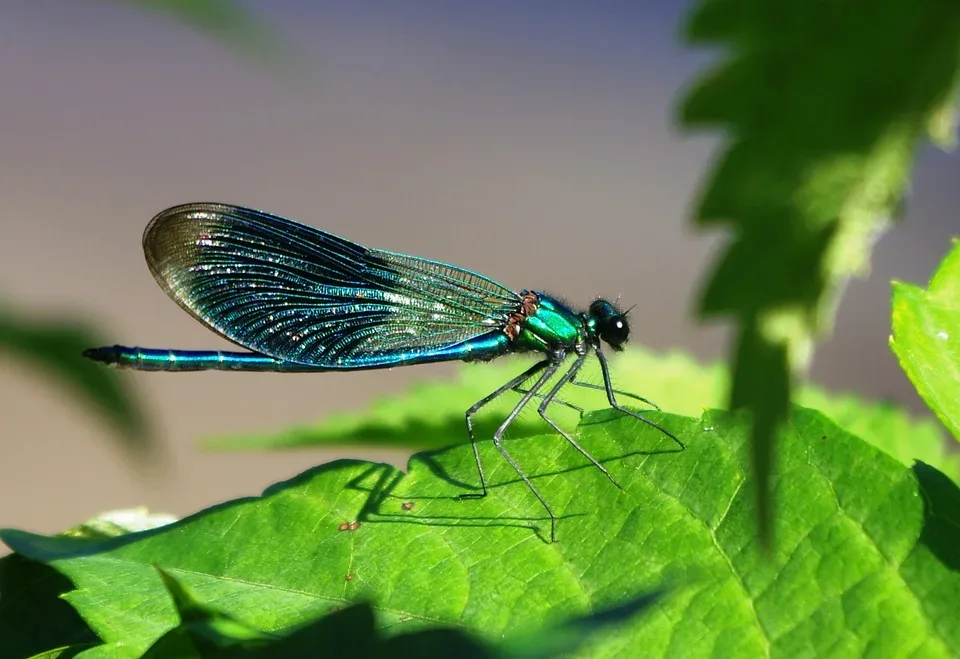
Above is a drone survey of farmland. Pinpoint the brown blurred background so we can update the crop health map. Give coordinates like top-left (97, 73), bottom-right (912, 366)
top-left (1, 1), bottom-right (957, 537)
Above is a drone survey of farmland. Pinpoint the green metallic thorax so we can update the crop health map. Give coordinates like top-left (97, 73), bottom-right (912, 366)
top-left (513, 293), bottom-right (586, 353)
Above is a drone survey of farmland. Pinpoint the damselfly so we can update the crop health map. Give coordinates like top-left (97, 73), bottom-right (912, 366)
top-left (84, 203), bottom-right (682, 541)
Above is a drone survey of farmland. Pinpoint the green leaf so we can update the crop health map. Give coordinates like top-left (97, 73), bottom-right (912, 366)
top-left (499, 590), bottom-right (664, 659)
top-left (796, 389), bottom-right (960, 484)
top-left (677, 0), bottom-right (960, 544)
top-left (243, 604), bottom-right (385, 659)
top-left (4, 407), bottom-right (959, 657)
top-left (891, 238), bottom-right (960, 443)
top-left (0, 511), bottom-right (176, 658)
top-left (144, 568), bottom-right (659, 659)
top-left (0, 554), bottom-right (99, 659)
top-left (203, 348), bottom-right (960, 484)
top-left (147, 567), bottom-right (661, 658)
top-left (104, 0), bottom-right (307, 81)
top-left (142, 566), bottom-right (275, 657)
top-left (0, 304), bottom-right (153, 457)
top-left (25, 649), bottom-right (91, 659)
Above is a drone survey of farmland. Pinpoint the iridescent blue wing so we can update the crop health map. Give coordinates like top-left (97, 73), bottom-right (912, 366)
top-left (142, 203), bottom-right (520, 368)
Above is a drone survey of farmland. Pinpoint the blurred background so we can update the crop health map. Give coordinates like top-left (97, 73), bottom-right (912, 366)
top-left (1, 0), bottom-right (957, 536)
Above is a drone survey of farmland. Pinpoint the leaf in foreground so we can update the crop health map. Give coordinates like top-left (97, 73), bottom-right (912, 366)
top-left (142, 566), bottom-right (275, 657)
top-left (0, 509), bottom-right (177, 658)
top-left (891, 238), bottom-right (960, 442)
top-left (0, 553), bottom-right (99, 659)
top-left (142, 569), bottom-right (659, 659)
top-left (678, 0), bottom-right (960, 544)
top-left (3, 408), bottom-right (958, 657)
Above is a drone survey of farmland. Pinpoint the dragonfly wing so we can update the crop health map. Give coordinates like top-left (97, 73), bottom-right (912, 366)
top-left (142, 203), bottom-right (521, 368)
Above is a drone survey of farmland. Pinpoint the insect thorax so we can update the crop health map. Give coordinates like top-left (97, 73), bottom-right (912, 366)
top-left (505, 291), bottom-right (586, 354)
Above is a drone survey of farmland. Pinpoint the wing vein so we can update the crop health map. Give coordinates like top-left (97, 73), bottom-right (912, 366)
top-left (143, 203), bottom-right (520, 368)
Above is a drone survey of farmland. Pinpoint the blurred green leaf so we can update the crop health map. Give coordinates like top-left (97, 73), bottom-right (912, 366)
top-left (0, 304), bottom-right (152, 455)
top-left (677, 0), bottom-right (960, 544)
top-left (25, 649), bottom-right (89, 659)
top-left (63, 508), bottom-right (179, 541)
top-left (4, 407), bottom-right (958, 657)
top-left (203, 348), bottom-right (960, 484)
top-left (891, 238), bottom-right (960, 443)
top-left (105, 0), bottom-right (307, 79)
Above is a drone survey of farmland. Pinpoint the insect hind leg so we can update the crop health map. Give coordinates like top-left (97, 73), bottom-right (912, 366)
top-left (488, 357), bottom-right (565, 542)
top-left (460, 359), bottom-right (550, 502)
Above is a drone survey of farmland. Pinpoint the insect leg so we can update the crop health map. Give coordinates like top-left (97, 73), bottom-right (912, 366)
top-left (537, 353), bottom-right (622, 489)
top-left (488, 355), bottom-right (565, 541)
top-left (460, 359), bottom-right (550, 501)
top-left (513, 383), bottom-right (586, 418)
top-left (594, 346), bottom-right (684, 450)
top-left (568, 378), bottom-right (661, 411)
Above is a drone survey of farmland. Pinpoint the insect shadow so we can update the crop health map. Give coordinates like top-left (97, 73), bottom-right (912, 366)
top-left (343, 410), bottom-right (682, 540)
top-left (344, 461), bottom-right (558, 540)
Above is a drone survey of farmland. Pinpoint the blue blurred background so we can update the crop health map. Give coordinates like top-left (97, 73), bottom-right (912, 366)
top-left (1, 0), bottom-right (956, 534)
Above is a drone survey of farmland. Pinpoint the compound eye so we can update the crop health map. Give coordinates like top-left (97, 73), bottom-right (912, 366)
top-left (603, 315), bottom-right (629, 347)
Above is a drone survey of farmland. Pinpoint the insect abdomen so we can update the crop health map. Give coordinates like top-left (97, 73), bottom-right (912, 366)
top-left (81, 346), bottom-right (319, 372)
